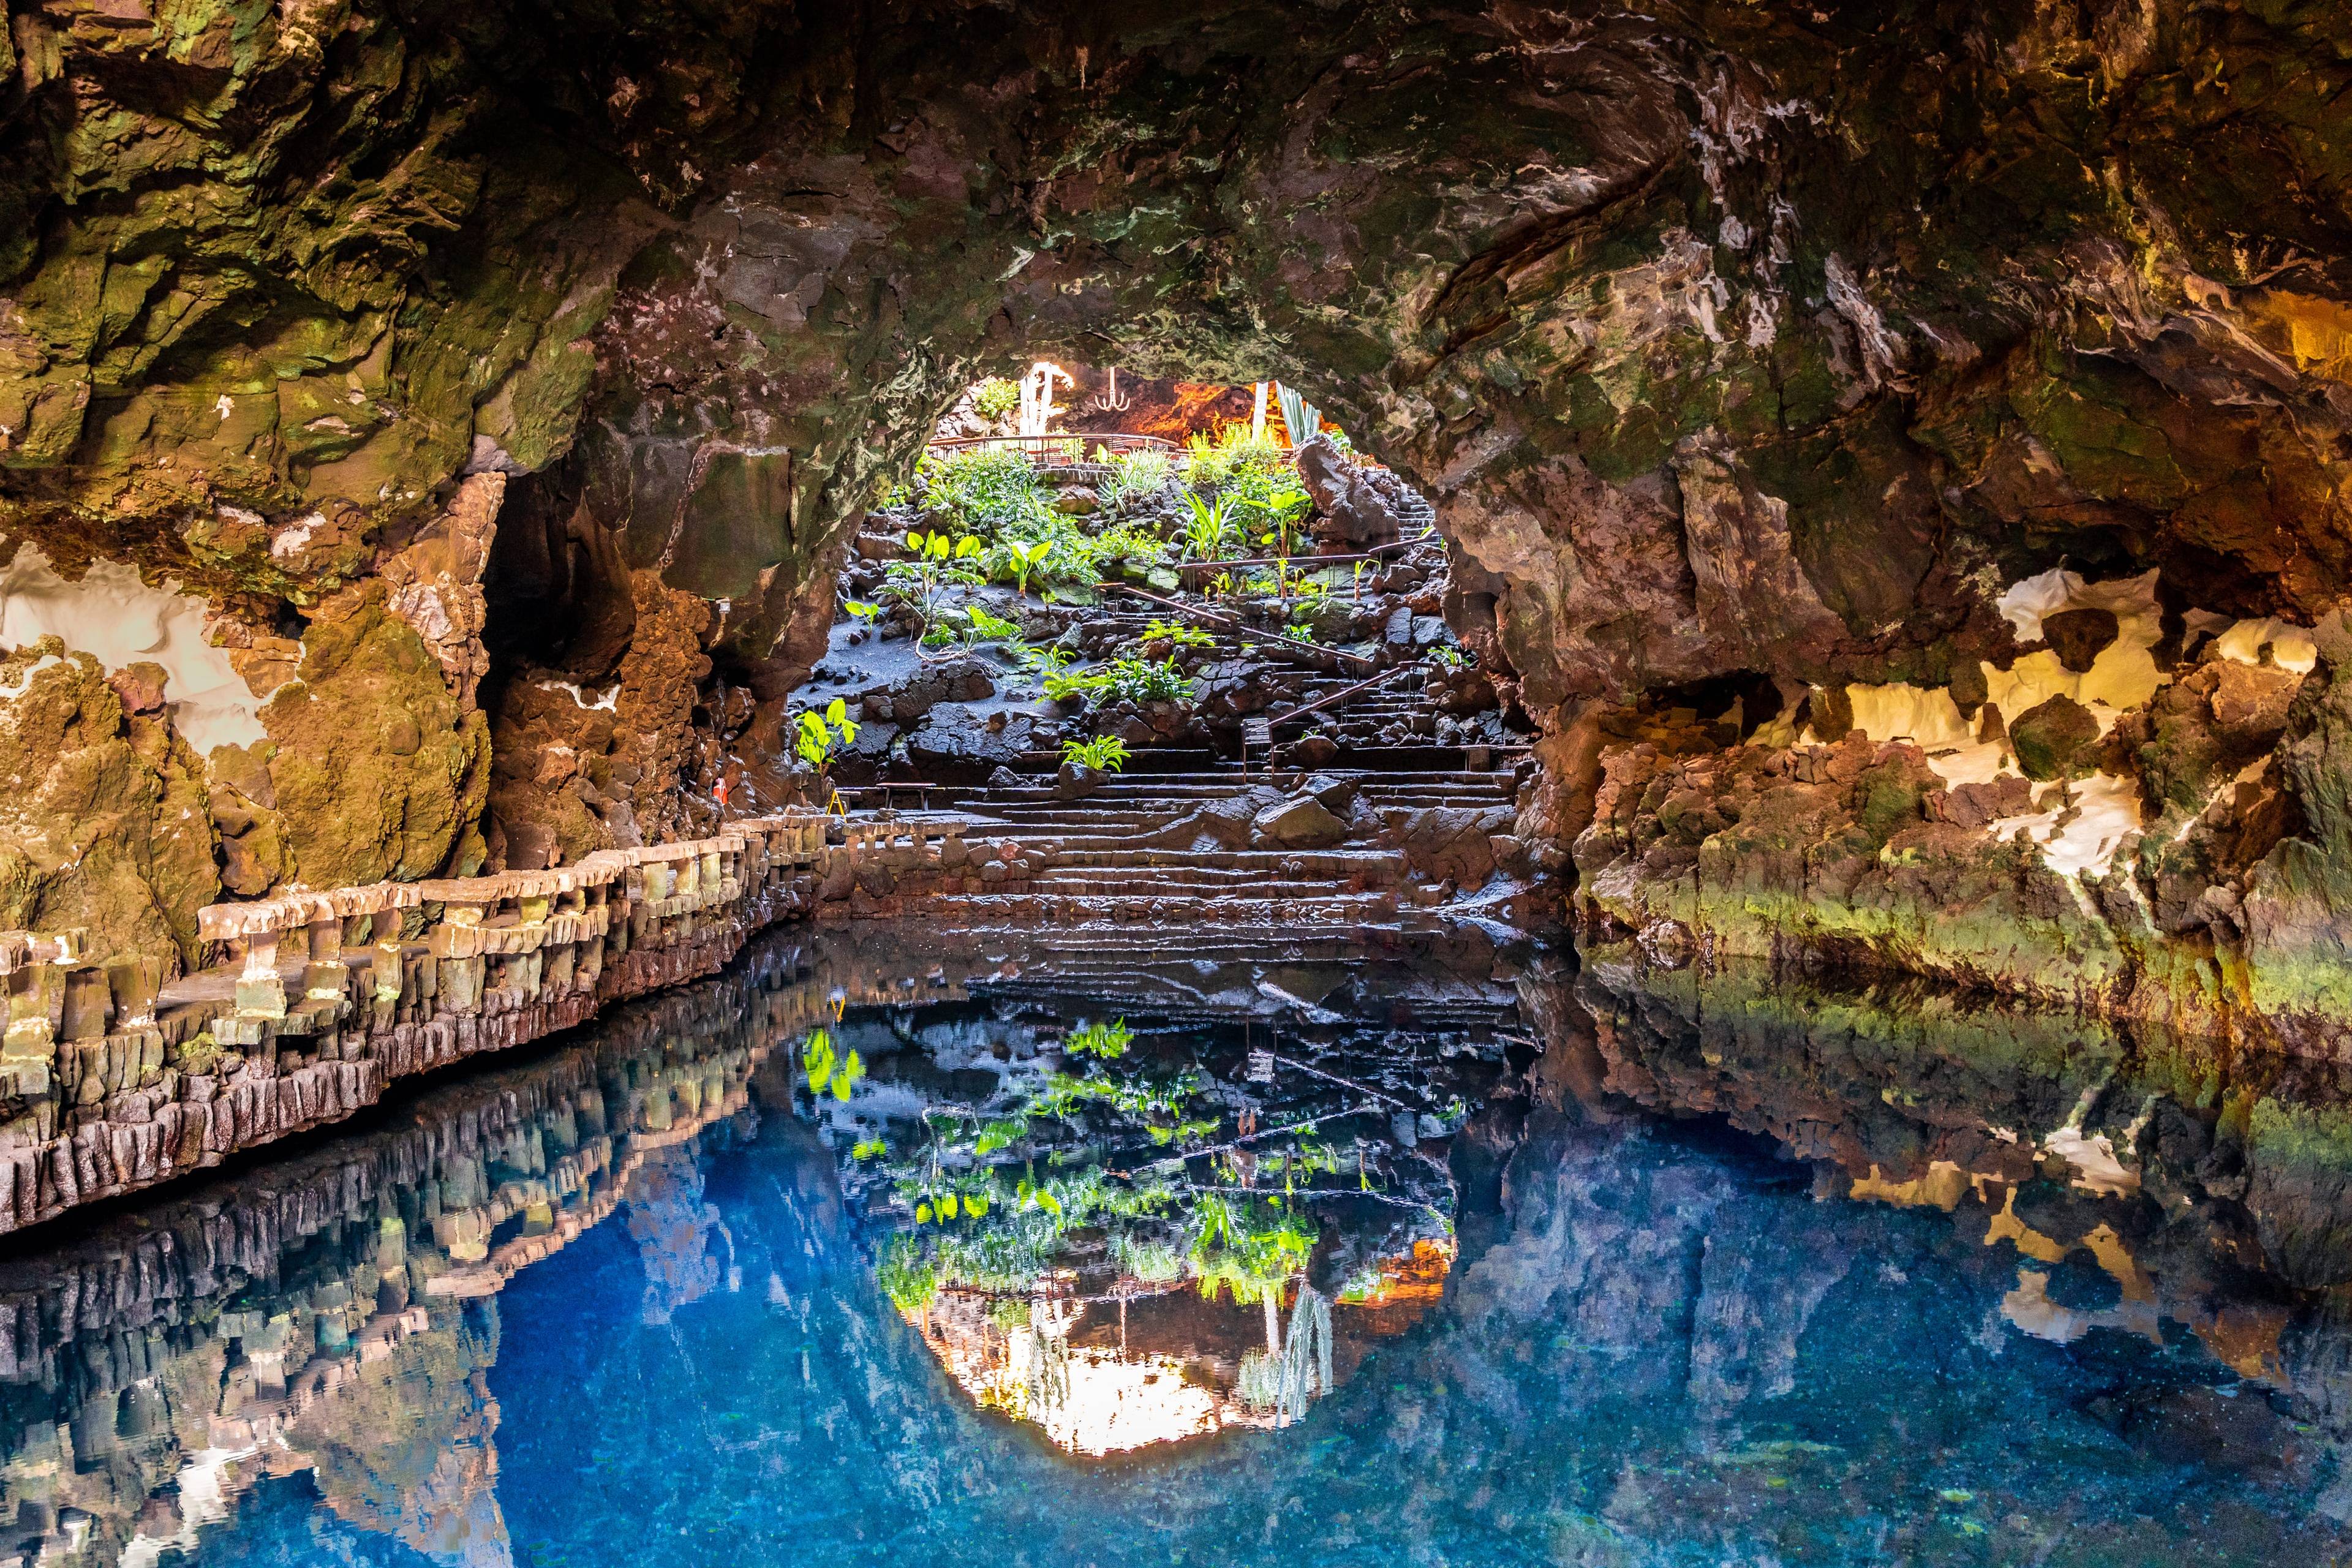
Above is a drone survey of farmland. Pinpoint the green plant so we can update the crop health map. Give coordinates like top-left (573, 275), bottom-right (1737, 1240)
top-left (1273, 382), bottom-right (1322, 448)
top-left (1098, 447), bottom-right (1175, 511)
top-left (958, 604), bottom-right (1023, 647)
top-left (1061, 734), bottom-right (1131, 772)
top-left (997, 538), bottom-right (1055, 594)
top-left (917, 447), bottom-right (1057, 538)
top-left (1065, 1018), bottom-right (1133, 1058)
top-left (794, 698), bottom-right (859, 771)
top-left (1042, 667), bottom-right (1112, 703)
top-left (972, 376), bottom-right (1020, 420)
top-left (1180, 491), bottom-right (1232, 561)
top-left (1087, 524), bottom-right (1170, 569)
top-left (1102, 655), bottom-right (1194, 705)
top-left (1243, 477), bottom-right (1313, 556)
top-left (1138, 617), bottom-right (1214, 649)
top-left (891, 529), bottom-right (987, 647)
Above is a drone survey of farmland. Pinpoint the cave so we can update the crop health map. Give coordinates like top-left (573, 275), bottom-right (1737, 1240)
top-left (2, 0), bottom-right (2352, 1559)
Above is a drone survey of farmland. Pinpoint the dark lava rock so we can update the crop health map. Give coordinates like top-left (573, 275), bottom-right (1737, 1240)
top-left (857, 658), bottom-right (995, 723)
top-left (2040, 607), bottom-right (2120, 673)
top-left (1055, 761), bottom-right (1104, 801)
top-left (904, 703), bottom-right (1032, 784)
top-left (1286, 733), bottom-right (1340, 767)
top-left (1300, 772), bottom-right (1360, 811)
top-left (829, 718), bottom-right (900, 785)
top-left (1194, 660), bottom-right (1289, 718)
top-left (1142, 787), bottom-right (1284, 851)
top-left (1390, 805), bottom-right (1517, 885)
top-left (2010, 695), bottom-right (2101, 780)
top-left (1296, 433), bottom-right (1418, 549)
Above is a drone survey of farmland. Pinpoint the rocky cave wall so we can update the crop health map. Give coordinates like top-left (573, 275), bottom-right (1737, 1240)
top-left (2, 0), bottom-right (2350, 1035)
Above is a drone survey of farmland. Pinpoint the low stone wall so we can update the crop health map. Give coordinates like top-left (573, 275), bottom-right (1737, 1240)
top-left (0, 809), bottom-right (981, 1235)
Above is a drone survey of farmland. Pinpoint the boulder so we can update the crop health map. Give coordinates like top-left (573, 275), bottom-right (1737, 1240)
top-left (2210, 660), bottom-right (2301, 742)
top-left (1055, 761), bottom-right (1104, 801)
top-left (1940, 775), bottom-right (2034, 829)
top-left (1295, 433), bottom-right (1419, 549)
top-left (1392, 805), bottom-right (1515, 885)
top-left (1286, 733), bottom-right (1340, 768)
top-left (1251, 795), bottom-right (1349, 850)
top-left (2010, 694), bottom-right (2101, 781)
top-left (1300, 772), bottom-right (1360, 811)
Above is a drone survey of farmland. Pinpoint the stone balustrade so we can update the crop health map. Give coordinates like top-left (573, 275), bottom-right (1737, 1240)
top-left (0, 809), bottom-right (883, 1235)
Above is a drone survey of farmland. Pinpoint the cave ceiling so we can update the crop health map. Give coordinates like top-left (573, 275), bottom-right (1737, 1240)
top-left (0, 0), bottom-right (2342, 707)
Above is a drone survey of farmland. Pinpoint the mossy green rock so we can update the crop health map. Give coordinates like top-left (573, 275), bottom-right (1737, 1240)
top-left (2010, 696), bottom-right (2102, 782)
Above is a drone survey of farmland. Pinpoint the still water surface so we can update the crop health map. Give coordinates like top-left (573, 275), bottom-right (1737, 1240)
top-left (6, 928), bottom-right (2349, 1567)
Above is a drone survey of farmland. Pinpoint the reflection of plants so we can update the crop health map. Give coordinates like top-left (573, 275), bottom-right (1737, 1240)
top-left (1189, 1192), bottom-right (1317, 1305)
top-left (1060, 735), bottom-right (1129, 773)
top-left (794, 700), bottom-right (859, 772)
top-left (1110, 1233), bottom-right (1186, 1284)
top-left (802, 1028), bottom-right (865, 1101)
top-left (1064, 1017), bottom-right (1133, 1058)
top-left (879, 1234), bottom-right (942, 1312)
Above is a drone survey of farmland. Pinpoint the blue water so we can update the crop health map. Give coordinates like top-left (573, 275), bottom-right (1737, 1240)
top-left (178, 1115), bottom-right (2346, 1568)
top-left (15, 935), bottom-right (2350, 1567)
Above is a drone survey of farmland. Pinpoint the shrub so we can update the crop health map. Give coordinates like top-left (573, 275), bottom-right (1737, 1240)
top-left (1098, 447), bottom-right (1174, 511)
top-left (1061, 734), bottom-right (1131, 772)
top-left (918, 446), bottom-right (1056, 537)
top-left (972, 376), bottom-right (1019, 420)
top-left (1138, 618), bottom-right (1213, 649)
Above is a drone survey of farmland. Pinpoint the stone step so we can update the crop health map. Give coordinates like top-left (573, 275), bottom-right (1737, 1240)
top-left (911, 890), bottom-right (1408, 925)
top-left (1042, 847), bottom-right (1405, 873)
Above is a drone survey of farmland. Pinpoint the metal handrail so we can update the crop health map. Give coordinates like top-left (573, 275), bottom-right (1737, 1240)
top-left (925, 433), bottom-right (1178, 461)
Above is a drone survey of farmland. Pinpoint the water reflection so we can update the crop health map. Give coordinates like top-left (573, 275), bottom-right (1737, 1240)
top-left (1, 927), bottom-right (2350, 1564)
top-left (824, 957), bottom-right (1513, 1452)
